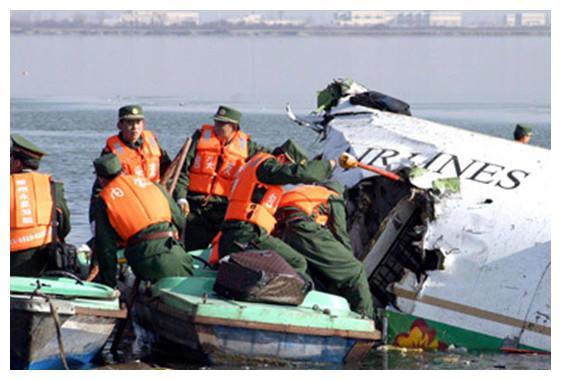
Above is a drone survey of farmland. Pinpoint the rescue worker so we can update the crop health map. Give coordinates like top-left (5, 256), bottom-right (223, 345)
top-left (274, 181), bottom-right (374, 318)
top-left (513, 124), bottom-right (533, 144)
top-left (89, 104), bottom-right (172, 221)
top-left (103, 104), bottom-right (171, 180)
top-left (210, 139), bottom-right (337, 277)
top-left (10, 134), bottom-right (71, 276)
top-left (91, 154), bottom-right (193, 288)
top-left (174, 105), bottom-right (268, 251)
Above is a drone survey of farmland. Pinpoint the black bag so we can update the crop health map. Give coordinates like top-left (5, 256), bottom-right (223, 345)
top-left (47, 242), bottom-right (78, 272)
top-left (214, 250), bottom-right (311, 305)
top-left (350, 90), bottom-right (412, 116)
top-left (46, 182), bottom-right (78, 273)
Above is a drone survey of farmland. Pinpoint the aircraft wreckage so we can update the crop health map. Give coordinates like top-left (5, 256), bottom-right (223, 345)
top-left (287, 79), bottom-right (550, 353)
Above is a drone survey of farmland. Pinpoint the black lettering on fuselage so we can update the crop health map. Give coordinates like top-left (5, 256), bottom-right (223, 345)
top-left (496, 170), bottom-right (531, 190)
top-left (367, 149), bottom-right (399, 166)
top-left (432, 154), bottom-right (480, 176)
top-left (358, 146), bottom-right (532, 191)
top-left (468, 162), bottom-right (506, 185)
top-left (407, 152), bottom-right (421, 161)
top-left (358, 148), bottom-right (373, 162)
top-left (422, 152), bottom-right (445, 169)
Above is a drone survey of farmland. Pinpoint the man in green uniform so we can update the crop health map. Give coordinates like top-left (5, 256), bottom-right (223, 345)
top-left (274, 181), bottom-right (374, 318)
top-left (513, 124), bottom-right (533, 144)
top-left (89, 105), bottom-right (173, 222)
top-left (213, 139), bottom-right (337, 277)
top-left (91, 154), bottom-right (193, 288)
top-left (174, 105), bottom-right (268, 251)
top-left (10, 134), bottom-right (71, 276)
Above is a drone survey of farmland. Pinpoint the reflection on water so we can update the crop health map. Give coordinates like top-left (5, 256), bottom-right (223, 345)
top-left (90, 324), bottom-right (550, 370)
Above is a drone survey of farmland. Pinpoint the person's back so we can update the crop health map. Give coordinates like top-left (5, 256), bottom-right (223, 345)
top-left (210, 139), bottom-right (337, 278)
top-left (92, 154), bottom-right (193, 288)
top-left (10, 134), bottom-right (71, 276)
top-left (275, 182), bottom-right (374, 318)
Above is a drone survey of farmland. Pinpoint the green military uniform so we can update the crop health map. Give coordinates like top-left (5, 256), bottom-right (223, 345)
top-left (217, 139), bottom-right (334, 276)
top-left (91, 154), bottom-right (193, 288)
top-left (274, 181), bottom-right (374, 318)
top-left (174, 106), bottom-right (269, 251)
top-left (88, 105), bottom-right (173, 223)
top-left (10, 134), bottom-right (71, 276)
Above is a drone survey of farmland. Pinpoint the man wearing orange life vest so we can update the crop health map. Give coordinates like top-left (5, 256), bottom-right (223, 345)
top-left (10, 134), bottom-right (71, 276)
top-left (210, 139), bottom-right (337, 277)
top-left (274, 182), bottom-right (374, 318)
top-left (174, 105), bottom-right (268, 251)
top-left (103, 104), bottom-right (171, 181)
top-left (89, 105), bottom-right (172, 223)
top-left (91, 154), bottom-right (193, 288)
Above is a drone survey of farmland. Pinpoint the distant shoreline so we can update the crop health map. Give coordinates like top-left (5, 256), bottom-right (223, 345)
top-left (10, 25), bottom-right (551, 37)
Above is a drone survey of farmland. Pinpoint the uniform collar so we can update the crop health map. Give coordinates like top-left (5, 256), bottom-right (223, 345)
top-left (118, 132), bottom-right (144, 149)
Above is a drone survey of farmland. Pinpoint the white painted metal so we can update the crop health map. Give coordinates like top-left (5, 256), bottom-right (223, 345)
top-left (319, 98), bottom-right (551, 351)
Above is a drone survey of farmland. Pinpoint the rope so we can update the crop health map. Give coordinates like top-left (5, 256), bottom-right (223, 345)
top-left (33, 280), bottom-right (69, 370)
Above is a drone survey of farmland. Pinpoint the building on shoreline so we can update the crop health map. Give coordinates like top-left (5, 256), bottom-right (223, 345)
top-left (10, 10), bottom-right (551, 36)
top-left (394, 11), bottom-right (429, 27)
top-left (504, 12), bottom-right (549, 27)
top-left (428, 11), bottom-right (462, 27)
top-left (333, 11), bottom-right (462, 28)
top-left (104, 11), bottom-right (199, 27)
top-left (225, 13), bottom-right (304, 27)
top-left (333, 11), bottom-right (396, 27)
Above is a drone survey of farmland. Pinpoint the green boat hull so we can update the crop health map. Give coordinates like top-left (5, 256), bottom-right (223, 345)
top-left (134, 252), bottom-right (381, 365)
top-left (10, 276), bottom-right (125, 369)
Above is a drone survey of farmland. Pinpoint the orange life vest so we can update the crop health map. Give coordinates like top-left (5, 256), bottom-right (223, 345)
top-left (188, 125), bottom-right (249, 197)
top-left (209, 231), bottom-right (222, 265)
top-left (10, 172), bottom-right (54, 252)
top-left (278, 185), bottom-right (339, 226)
top-left (223, 152), bottom-right (284, 234)
top-left (105, 130), bottom-right (162, 181)
top-left (100, 174), bottom-right (172, 244)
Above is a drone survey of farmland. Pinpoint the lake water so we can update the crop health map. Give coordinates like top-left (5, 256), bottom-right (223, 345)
top-left (10, 33), bottom-right (551, 370)
top-left (11, 34), bottom-right (550, 106)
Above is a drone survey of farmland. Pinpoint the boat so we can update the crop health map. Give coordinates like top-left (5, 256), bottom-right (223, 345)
top-left (10, 275), bottom-right (126, 369)
top-left (133, 249), bottom-right (381, 366)
top-left (286, 78), bottom-right (551, 353)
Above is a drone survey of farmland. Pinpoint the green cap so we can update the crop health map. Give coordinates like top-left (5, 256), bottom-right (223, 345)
top-left (118, 104), bottom-right (144, 120)
top-left (274, 139), bottom-right (309, 165)
top-left (213, 105), bottom-right (241, 124)
top-left (11, 134), bottom-right (47, 160)
top-left (514, 124), bottom-right (533, 139)
top-left (94, 153), bottom-right (122, 178)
